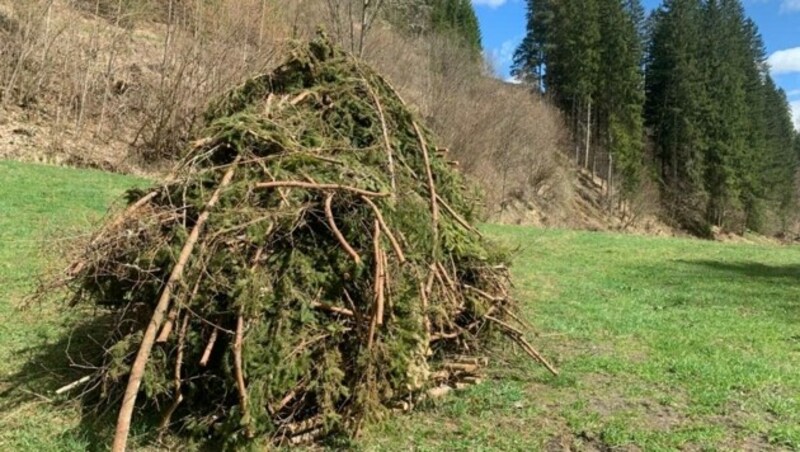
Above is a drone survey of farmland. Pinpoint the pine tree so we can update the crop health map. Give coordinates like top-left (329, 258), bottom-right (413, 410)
top-left (645, 0), bottom-right (709, 232)
top-left (699, 0), bottom-right (751, 227)
top-left (514, 0), bottom-right (644, 194)
top-left (760, 78), bottom-right (799, 229)
top-left (596, 0), bottom-right (646, 195)
top-left (430, 0), bottom-right (482, 52)
top-left (511, 0), bottom-right (553, 89)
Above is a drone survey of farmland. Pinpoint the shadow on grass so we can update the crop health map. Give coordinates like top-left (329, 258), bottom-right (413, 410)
top-left (677, 260), bottom-right (800, 282)
top-left (0, 310), bottom-right (161, 451)
top-left (631, 259), bottom-right (800, 321)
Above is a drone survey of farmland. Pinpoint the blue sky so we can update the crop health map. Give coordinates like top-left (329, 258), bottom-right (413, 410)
top-left (472, 0), bottom-right (800, 129)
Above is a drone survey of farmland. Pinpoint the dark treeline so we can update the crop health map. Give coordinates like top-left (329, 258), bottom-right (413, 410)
top-left (388, 0), bottom-right (482, 52)
top-left (512, 0), bottom-right (800, 235)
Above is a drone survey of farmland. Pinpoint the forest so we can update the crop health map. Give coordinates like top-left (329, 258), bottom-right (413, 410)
top-left (511, 0), bottom-right (800, 236)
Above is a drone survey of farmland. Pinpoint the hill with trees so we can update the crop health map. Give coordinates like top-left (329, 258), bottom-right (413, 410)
top-left (513, 0), bottom-right (800, 236)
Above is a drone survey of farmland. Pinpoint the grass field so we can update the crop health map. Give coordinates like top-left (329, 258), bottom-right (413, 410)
top-left (1, 161), bottom-right (799, 451)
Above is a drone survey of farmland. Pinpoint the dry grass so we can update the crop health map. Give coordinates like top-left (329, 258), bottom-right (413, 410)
top-left (362, 28), bottom-right (574, 223)
top-left (0, 0), bottom-right (575, 225)
top-left (0, 0), bottom-right (291, 167)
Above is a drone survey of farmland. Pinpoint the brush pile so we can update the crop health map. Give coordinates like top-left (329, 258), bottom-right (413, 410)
top-left (64, 35), bottom-right (556, 449)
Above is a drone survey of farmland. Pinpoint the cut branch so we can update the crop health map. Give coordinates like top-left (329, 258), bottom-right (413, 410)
top-left (436, 194), bottom-right (483, 237)
top-left (411, 120), bottom-right (439, 236)
top-left (361, 196), bottom-right (405, 263)
top-left (234, 313), bottom-right (253, 438)
top-left (55, 375), bottom-right (91, 395)
top-left (324, 193), bottom-right (361, 265)
top-left (158, 315), bottom-right (189, 438)
top-left (111, 155), bottom-right (241, 452)
top-left (199, 328), bottom-right (218, 367)
top-left (362, 74), bottom-right (396, 196)
top-left (255, 181), bottom-right (388, 198)
top-left (311, 301), bottom-right (354, 317)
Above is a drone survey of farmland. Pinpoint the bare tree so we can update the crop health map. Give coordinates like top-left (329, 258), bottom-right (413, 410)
top-left (323, 0), bottom-right (384, 56)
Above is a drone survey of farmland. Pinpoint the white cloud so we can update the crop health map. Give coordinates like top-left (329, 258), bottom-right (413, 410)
top-left (504, 75), bottom-right (522, 84)
top-left (472, 0), bottom-right (508, 8)
top-left (486, 38), bottom-right (519, 76)
top-left (787, 89), bottom-right (800, 98)
top-left (791, 100), bottom-right (800, 131)
top-left (781, 0), bottom-right (800, 13)
top-left (768, 47), bottom-right (800, 74)
top-left (494, 39), bottom-right (516, 66)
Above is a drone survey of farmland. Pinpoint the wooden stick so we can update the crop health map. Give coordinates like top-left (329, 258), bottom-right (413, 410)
top-left (442, 362), bottom-right (479, 373)
top-left (255, 181), bottom-right (389, 198)
top-left (199, 328), bottom-right (218, 367)
top-left (436, 194), bottom-right (483, 237)
top-left (234, 314), bottom-right (253, 438)
top-left (377, 250), bottom-right (385, 325)
top-left (464, 285), bottom-right (506, 303)
top-left (411, 120), bottom-right (439, 236)
top-left (517, 336), bottom-right (559, 376)
top-left (373, 220), bottom-right (385, 326)
top-left (360, 196), bottom-right (406, 263)
top-left (289, 90), bottom-right (313, 106)
top-left (484, 316), bottom-right (559, 376)
top-left (324, 193), bottom-right (361, 265)
top-left (430, 331), bottom-right (460, 341)
top-left (367, 221), bottom-right (381, 348)
top-left (111, 155), bottom-right (241, 452)
top-left (158, 315), bottom-right (189, 438)
top-left (273, 387), bottom-right (299, 413)
top-left (436, 262), bottom-right (458, 293)
top-left (501, 307), bottom-right (533, 331)
top-left (156, 308), bottom-right (179, 344)
top-left (67, 190), bottom-right (160, 276)
top-left (311, 301), bottom-right (354, 317)
top-left (362, 77), bottom-right (397, 196)
top-left (55, 375), bottom-right (91, 395)
top-left (159, 274), bottom-right (203, 343)
top-left (485, 315), bottom-right (525, 337)
top-left (425, 265), bottom-right (436, 296)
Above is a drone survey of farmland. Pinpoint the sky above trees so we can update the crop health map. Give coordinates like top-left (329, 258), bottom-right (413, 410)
top-left (472, 0), bottom-right (800, 129)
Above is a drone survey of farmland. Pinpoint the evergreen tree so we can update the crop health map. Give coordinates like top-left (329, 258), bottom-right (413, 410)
top-left (596, 0), bottom-right (646, 195)
top-left (645, 0), bottom-right (798, 233)
top-left (699, 0), bottom-right (750, 226)
top-left (430, 0), bottom-right (482, 52)
top-left (514, 0), bottom-right (645, 195)
top-left (511, 0), bottom-right (553, 89)
top-left (760, 79), bottom-right (799, 229)
top-left (514, 0), bottom-right (799, 233)
top-left (645, 0), bottom-right (709, 232)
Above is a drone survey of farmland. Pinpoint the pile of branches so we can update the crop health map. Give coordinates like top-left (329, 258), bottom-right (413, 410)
top-left (63, 35), bottom-right (556, 450)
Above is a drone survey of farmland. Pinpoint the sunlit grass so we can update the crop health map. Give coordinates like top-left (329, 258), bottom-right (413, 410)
top-left (1, 161), bottom-right (799, 450)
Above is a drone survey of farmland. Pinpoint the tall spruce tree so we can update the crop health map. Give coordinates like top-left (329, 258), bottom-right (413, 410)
top-left (645, 0), bottom-right (798, 233)
top-left (514, 0), bottom-right (798, 233)
top-left (596, 0), bottom-right (646, 195)
top-left (699, 0), bottom-right (750, 226)
top-left (430, 0), bottom-right (482, 52)
top-left (645, 0), bottom-right (709, 232)
top-left (511, 0), bottom-right (554, 89)
top-left (513, 0), bottom-right (645, 194)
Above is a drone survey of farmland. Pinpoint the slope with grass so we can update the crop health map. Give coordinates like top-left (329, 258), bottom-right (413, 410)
top-left (1, 161), bottom-right (798, 450)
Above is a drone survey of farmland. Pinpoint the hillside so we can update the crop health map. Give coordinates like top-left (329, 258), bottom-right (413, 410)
top-left (0, 0), bottom-right (664, 234)
top-left (1, 161), bottom-right (798, 449)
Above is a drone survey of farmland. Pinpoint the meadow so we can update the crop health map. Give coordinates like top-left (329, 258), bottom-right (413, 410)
top-left (1, 161), bottom-right (798, 450)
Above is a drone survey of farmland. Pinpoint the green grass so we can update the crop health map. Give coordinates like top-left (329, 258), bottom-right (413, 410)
top-left (2, 161), bottom-right (799, 450)
top-left (0, 161), bottom-right (149, 451)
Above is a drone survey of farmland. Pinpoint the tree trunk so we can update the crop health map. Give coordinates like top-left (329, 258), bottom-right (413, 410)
top-left (584, 99), bottom-right (592, 169)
